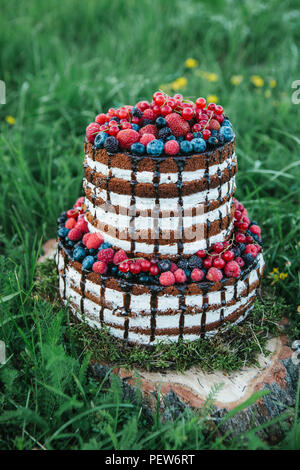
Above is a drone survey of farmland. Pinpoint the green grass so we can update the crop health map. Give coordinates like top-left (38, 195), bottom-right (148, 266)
top-left (0, 0), bottom-right (299, 450)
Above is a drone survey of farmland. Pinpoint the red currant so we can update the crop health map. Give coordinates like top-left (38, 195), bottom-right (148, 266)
top-left (192, 123), bottom-right (202, 132)
top-left (215, 105), bottom-right (224, 115)
top-left (160, 105), bottom-right (172, 116)
top-left (213, 242), bottom-right (224, 253)
top-left (195, 97), bottom-right (206, 109)
top-left (203, 256), bottom-right (213, 269)
top-left (196, 249), bottom-right (206, 258)
top-left (186, 133), bottom-right (193, 141)
top-left (150, 265), bottom-right (159, 276)
top-left (141, 259), bottom-right (151, 272)
top-left (108, 126), bottom-right (119, 136)
top-left (213, 257), bottom-right (225, 269)
top-left (202, 129), bottom-right (211, 140)
top-left (222, 250), bottom-right (235, 262)
top-left (119, 261), bottom-right (130, 273)
top-left (182, 107), bottom-right (194, 120)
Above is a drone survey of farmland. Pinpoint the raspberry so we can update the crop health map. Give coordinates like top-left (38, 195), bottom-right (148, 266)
top-left (245, 244), bottom-right (258, 257)
top-left (206, 267), bottom-right (223, 282)
top-left (140, 133), bottom-right (156, 146)
top-left (86, 122), bottom-right (101, 143)
top-left (97, 248), bottom-right (115, 263)
top-left (82, 233), bottom-right (91, 246)
top-left (75, 219), bottom-right (89, 233)
top-left (164, 140), bottom-right (180, 155)
top-left (191, 268), bottom-right (205, 282)
top-left (159, 271), bottom-right (175, 286)
top-left (65, 218), bottom-right (77, 229)
top-left (174, 268), bottom-right (187, 283)
top-left (74, 196), bottom-right (85, 207)
top-left (68, 228), bottom-right (82, 241)
top-left (249, 225), bottom-right (261, 237)
top-left (95, 113), bottom-right (108, 125)
top-left (139, 124), bottom-right (158, 138)
top-left (142, 108), bottom-right (155, 121)
top-left (113, 249), bottom-right (128, 265)
top-left (224, 261), bottom-right (241, 278)
top-left (165, 113), bottom-right (190, 137)
top-left (92, 261), bottom-right (108, 274)
top-left (85, 233), bottom-right (104, 249)
top-left (235, 257), bottom-right (245, 267)
top-left (117, 129), bottom-right (140, 150)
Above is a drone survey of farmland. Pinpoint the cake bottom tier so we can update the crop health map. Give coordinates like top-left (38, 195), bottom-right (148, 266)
top-left (56, 244), bottom-right (265, 346)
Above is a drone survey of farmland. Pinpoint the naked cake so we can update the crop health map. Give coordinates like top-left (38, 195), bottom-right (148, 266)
top-left (56, 91), bottom-right (264, 345)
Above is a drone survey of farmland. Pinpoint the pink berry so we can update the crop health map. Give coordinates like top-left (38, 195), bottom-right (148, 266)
top-left (235, 232), bottom-right (246, 243)
top-left (97, 248), bottom-right (115, 263)
top-left (86, 122), bottom-right (101, 143)
top-left (249, 225), bottom-right (261, 237)
top-left (140, 133), bottom-right (156, 146)
top-left (245, 244), bottom-right (258, 257)
top-left (113, 249), bottom-right (127, 265)
top-left (213, 242), bottom-right (224, 253)
top-left (174, 268), bottom-right (187, 283)
top-left (206, 267), bottom-right (223, 282)
top-left (191, 268), bottom-right (205, 282)
top-left (164, 140), bottom-right (180, 155)
top-left (222, 250), bottom-right (235, 262)
top-left (203, 256), bottom-right (213, 269)
top-left (141, 259), bottom-right (151, 272)
top-left (92, 261), bottom-right (108, 274)
top-left (75, 219), bottom-right (89, 233)
top-left (235, 257), bottom-right (245, 267)
top-left (159, 271), bottom-right (175, 286)
top-left (196, 249), bottom-right (206, 258)
top-left (224, 261), bottom-right (241, 278)
top-left (85, 233), bottom-right (104, 250)
top-left (68, 228), bottom-right (82, 241)
top-left (65, 218), bottom-right (77, 229)
top-left (213, 257), bottom-right (225, 269)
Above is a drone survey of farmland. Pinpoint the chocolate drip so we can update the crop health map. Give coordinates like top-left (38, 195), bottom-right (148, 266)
top-left (80, 270), bottom-right (87, 314)
top-left (178, 285), bottom-right (187, 339)
top-left (62, 251), bottom-right (67, 299)
top-left (150, 288), bottom-right (158, 342)
top-left (220, 289), bottom-right (226, 322)
top-left (129, 156), bottom-right (139, 254)
top-left (153, 158), bottom-right (162, 255)
top-left (106, 154), bottom-right (112, 208)
top-left (233, 282), bottom-right (238, 301)
top-left (200, 290), bottom-right (208, 338)
top-left (175, 158), bottom-right (185, 255)
top-left (99, 277), bottom-right (106, 326)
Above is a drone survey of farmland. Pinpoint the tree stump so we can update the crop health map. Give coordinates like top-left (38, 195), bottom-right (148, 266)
top-left (40, 239), bottom-right (300, 438)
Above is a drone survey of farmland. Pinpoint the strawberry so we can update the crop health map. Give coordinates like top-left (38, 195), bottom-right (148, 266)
top-left (117, 129), bottom-right (140, 150)
top-left (165, 113), bottom-right (190, 137)
top-left (86, 122), bottom-right (101, 143)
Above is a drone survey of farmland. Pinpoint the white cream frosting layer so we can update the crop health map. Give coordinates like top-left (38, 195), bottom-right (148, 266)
top-left (84, 196), bottom-right (233, 232)
top-left (83, 176), bottom-right (236, 211)
top-left (84, 152), bottom-right (237, 185)
top-left (57, 251), bottom-right (264, 345)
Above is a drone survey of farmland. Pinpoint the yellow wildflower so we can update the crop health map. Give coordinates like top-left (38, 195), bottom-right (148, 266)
top-left (269, 79), bottom-right (277, 88)
top-left (272, 267), bottom-right (279, 273)
top-left (5, 115), bottom-right (15, 125)
top-left (171, 77), bottom-right (188, 91)
top-left (297, 305), bottom-right (300, 314)
top-left (265, 90), bottom-right (271, 99)
top-left (279, 272), bottom-right (288, 280)
top-left (298, 241), bottom-right (300, 247)
top-left (231, 75), bottom-right (243, 85)
top-left (185, 58), bottom-right (198, 69)
top-left (207, 73), bottom-right (218, 82)
top-left (251, 75), bottom-right (264, 87)
top-left (207, 94), bottom-right (218, 104)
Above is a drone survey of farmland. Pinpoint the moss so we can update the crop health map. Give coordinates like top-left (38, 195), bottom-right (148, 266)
top-left (35, 259), bottom-right (296, 374)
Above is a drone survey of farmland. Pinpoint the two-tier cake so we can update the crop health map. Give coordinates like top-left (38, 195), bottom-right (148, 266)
top-left (56, 91), bottom-right (264, 345)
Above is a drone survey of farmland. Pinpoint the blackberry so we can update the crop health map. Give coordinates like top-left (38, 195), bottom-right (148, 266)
top-left (252, 234), bottom-right (261, 244)
top-left (139, 274), bottom-right (150, 283)
top-left (131, 107), bottom-right (143, 118)
top-left (188, 255), bottom-right (203, 269)
top-left (109, 116), bottom-right (120, 123)
top-left (158, 127), bottom-right (172, 141)
top-left (233, 246), bottom-right (241, 257)
top-left (177, 259), bottom-right (189, 270)
top-left (238, 243), bottom-right (246, 253)
top-left (110, 265), bottom-right (118, 276)
top-left (157, 259), bottom-right (171, 272)
top-left (104, 136), bottom-right (119, 153)
top-left (57, 212), bottom-right (67, 224)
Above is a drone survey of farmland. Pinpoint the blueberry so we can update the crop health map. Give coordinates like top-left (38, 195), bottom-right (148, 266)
top-left (104, 136), bottom-right (119, 153)
top-left (239, 243), bottom-right (246, 253)
top-left (131, 142), bottom-right (145, 155)
top-left (217, 133), bottom-right (225, 145)
top-left (193, 132), bottom-right (202, 139)
top-left (222, 119), bottom-right (232, 128)
top-left (82, 255), bottom-right (95, 270)
top-left (219, 126), bottom-right (234, 142)
top-left (100, 242), bottom-right (111, 250)
top-left (57, 214), bottom-right (67, 224)
top-left (166, 135), bottom-right (176, 141)
top-left (192, 138), bottom-right (206, 153)
top-left (111, 265), bottom-right (118, 275)
top-left (180, 140), bottom-right (193, 154)
top-left (58, 227), bottom-right (69, 238)
top-left (210, 130), bottom-right (218, 136)
top-left (188, 255), bottom-right (202, 269)
top-left (73, 246), bottom-right (86, 262)
top-left (147, 139), bottom-right (164, 156)
top-left (88, 248), bottom-right (97, 256)
top-left (242, 253), bottom-right (254, 266)
top-left (208, 136), bottom-right (218, 148)
top-left (66, 240), bottom-right (75, 247)
top-left (156, 116), bottom-right (167, 128)
top-left (139, 274), bottom-right (150, 283)
top-left (157, 259), bottom-right (171, 272)
top-left (131, 123), bottom-right (140, 132)
top-left (184, 269), bottom-right (191, 279)
top-left (94, 131), bottom-right (108, 149)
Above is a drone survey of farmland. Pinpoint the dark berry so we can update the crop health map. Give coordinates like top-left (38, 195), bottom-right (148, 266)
top-left (242, 253), bottom-right (254, 266)
top-left (177, 259), bottom-right (189, 270)
top-left (82, 256), bottom-right (94, 270)
top-left (104, 136), bottom-right (119, 153)
top-left (188, 255), bottom-right (203, 269)
top-left (73, 246), bottom-right (86, 261)
top-left (157, 259), bottom-right (171, 272)
top-left (131, 107), bottom-right (143, 118)
top-left (158, 127), bottom-right (172, 141)
top-left (156, 116), bottom-right (167, 128)
top-left (58, 227), bottom-right (69, 238)
top-left (141, 118), bottom-right (154, 126)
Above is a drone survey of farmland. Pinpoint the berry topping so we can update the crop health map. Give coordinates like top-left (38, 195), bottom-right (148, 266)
top-left (84, 233), bottom-right (104, 250)
top-left (97, 248), bottom-right (115, 263)
top-left (164, 139), bottom-right (180, 155)
top-left (206, 267), bottom-right (223, 282)
top-left (165, 113), bottom-right (190, 137)
top-left (117, 129), bottom-right (140, 150)
top-left (92, 261), bottom-right (108, 274)
top-left (86, 123), bottom-right (101, 143)
top-left (191, 268), bottom-right (205, 282)
top-left (159, 271), bottom-right (176, 286)
top-left (224, 261), bottom-right (241, 278)
top-left (113, 249), bottom-right (127, 265)
top-left (68, 228), bottom-right (83, 241)
top-left (174, 268), bottom-right (187, 283)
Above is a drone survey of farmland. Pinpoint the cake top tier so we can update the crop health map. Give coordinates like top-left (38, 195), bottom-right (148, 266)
top-left (85, 91), bottom-right (234, 158)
